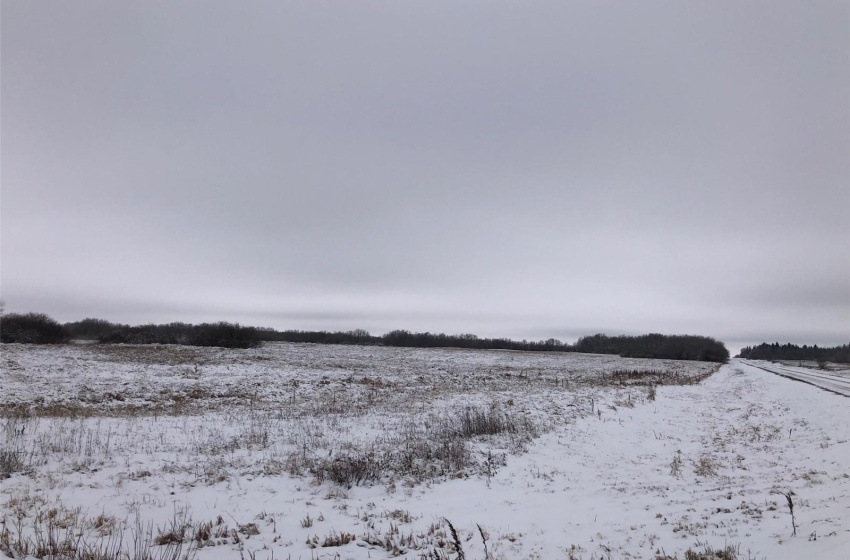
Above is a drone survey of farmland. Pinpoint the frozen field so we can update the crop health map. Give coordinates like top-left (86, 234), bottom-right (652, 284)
top-left (1, 343), bottom-right (848, 559)
top-left (0, 342), bottom-right (716, 415)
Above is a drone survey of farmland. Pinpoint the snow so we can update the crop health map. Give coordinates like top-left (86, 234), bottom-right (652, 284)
top-left (2, 343), bottom-right (849, 560)
top-left (741, 360), bottom-right (850, 396)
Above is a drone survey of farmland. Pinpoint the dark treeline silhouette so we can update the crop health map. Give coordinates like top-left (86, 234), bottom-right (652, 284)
top-left (4, 311), bottom-right (729, 362)
top-left (59, 318), bottom-right (260, 348)
top-left (98, 322), bottom-right (261, 349)
top-left (256, 328), bottom-right (377, 345)
top-left (65, 318), bottom-right (130, 340)
top-left (381, 330), bottom-right (569, 352)
top-left (257, 327), bottom-right (568, 352)
top-left (258, 327), bottom-right (727, 362)
top-left (737, 342), bottom-right (850, 363)
top-left (573, 333), bottom-right (729, 363)
top-left (1, 313), bottom-right (71, 344)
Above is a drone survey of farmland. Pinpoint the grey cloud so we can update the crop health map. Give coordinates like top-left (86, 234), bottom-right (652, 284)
top-left (3, 1), bottom-right (848, 348)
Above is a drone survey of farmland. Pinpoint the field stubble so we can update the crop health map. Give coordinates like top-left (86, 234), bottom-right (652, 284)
top-left (1, 342), bottom-right (719, 559)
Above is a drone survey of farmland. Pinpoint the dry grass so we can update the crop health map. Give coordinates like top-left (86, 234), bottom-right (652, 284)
top-left (655, 541), bottom-right (763, 559)
top-left (0, 510), bottom-right (196, 560)
top-left (1, 343), bottom-right (719, 494)
top-left (694, 455), bottom-right (719, 477)
top-left (320, 531), bottom-right (355, 547)
top-left (1, 413), bottom-right (36, 478)
top-left (1, 342), bottom-right (721, 419)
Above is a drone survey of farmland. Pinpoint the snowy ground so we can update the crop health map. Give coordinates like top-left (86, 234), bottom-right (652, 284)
top-left (741, 360), bottom-right (850, 397)
top-left (1, 343), bottom-right (848, 559)
top-left (0, 342), bottom-right (714, 415)
top-left (772, 361), bottom-right (850, 378)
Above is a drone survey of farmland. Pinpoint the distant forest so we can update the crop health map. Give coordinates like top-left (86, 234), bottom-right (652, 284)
top-left (572, 333), bottom-right (729, 363)
top-left (737, 342), bottom-right (850, 364)
top-left (67, 318), bottom-right (261, 349)
top-left (1, 313), bottom-right (730, 362)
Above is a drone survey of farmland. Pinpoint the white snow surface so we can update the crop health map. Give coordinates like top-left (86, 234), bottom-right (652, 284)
top-left (0, 342), bottom-right (713, 414)
top-left (1, 344), bottom-right (849, 560)
top-left (741, 360), bottom-right (850, 397)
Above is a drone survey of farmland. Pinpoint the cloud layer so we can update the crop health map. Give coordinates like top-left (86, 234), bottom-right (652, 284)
top-left (3, 1), bottom-right (849, 352)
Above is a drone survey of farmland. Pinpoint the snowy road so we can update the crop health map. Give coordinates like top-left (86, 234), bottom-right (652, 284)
top-left (741, 359), bottom-right (850, 397)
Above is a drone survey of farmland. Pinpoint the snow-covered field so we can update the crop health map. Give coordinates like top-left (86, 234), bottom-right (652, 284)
top-left (1, 343), bottom-right (848, 559)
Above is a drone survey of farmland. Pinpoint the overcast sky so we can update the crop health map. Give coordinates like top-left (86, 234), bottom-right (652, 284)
top-left (2, 1), bottom-right (848, 353)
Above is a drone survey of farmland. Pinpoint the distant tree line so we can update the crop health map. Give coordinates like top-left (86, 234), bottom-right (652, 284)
top-left (737, 342), bottom-right (850, 363)
top-left (257, 327), bottom-right (572, 352)
top-left (6, 316), bottom-right (263, 349)
top-left (64, 317), bottom-right (129, 339)
top-left (573, 333), bottom-right (730, 363)
top-left (91, 321), bottom-right (260, 349)
top-left (230, 327), bottom-right (729, 362)
top-left (381, 330), bottom-right (570, 352)
top-left (258, 328), bottom-right (568, 351)
top-left (0, 313), bottom-right (71, 344)
top-left (2, 310), bottom-right (730, 362)
top-left (255, 328), bottom-right (376, 345)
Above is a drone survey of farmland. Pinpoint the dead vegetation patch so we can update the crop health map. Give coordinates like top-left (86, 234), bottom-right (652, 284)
top-left (654, 542), bottom-right (756, 559)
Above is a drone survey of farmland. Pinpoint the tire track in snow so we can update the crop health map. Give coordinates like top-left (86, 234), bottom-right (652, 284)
top-left (740, 360), bottom-right (850, 397)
